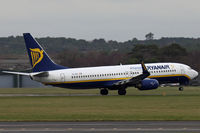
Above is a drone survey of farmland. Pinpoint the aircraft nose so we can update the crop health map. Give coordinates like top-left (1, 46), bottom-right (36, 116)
top-left (193, 70), bottom-right (199, 79)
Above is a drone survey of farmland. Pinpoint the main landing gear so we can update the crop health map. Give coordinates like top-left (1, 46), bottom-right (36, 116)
top-left (100, 88), bottom-right (108, 95)
top-left (118, 89), bottom-right (126, 95)
top-left (100, 88), bottom-right (127, 95)
top-left (179, 87), bottom-right (184, 91)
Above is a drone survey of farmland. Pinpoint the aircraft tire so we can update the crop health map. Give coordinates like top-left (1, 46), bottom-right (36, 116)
top-left (118, 89), bottom-right (126, 95)
top-left (179, 87), bottom-right (184, 91)
top-left (100, 89), bottom-right (108, 95)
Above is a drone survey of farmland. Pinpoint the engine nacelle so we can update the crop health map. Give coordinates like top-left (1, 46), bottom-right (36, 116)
top-left (137, 79), bottom-right (159, 90)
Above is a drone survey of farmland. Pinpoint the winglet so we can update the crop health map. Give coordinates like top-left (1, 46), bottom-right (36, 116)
top-left (141, 61), bottom-right (147, 71)
top-left (141, 61), bottom-right (150, 75)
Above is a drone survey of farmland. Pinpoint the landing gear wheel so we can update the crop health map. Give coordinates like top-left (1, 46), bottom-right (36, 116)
top-left (118, 89), bottom-right (126, 95)
top-left (179, 87), bottom-right (184, 91)
top-left (100, 89), bottom-right (108, 95)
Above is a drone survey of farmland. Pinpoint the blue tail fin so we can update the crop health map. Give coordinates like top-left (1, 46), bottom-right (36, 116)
top-left (23, 33), bottom-right (67, 72)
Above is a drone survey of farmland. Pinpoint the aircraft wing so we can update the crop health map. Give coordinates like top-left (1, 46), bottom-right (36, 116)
top-left (114, 61), bottom-right (150, 86)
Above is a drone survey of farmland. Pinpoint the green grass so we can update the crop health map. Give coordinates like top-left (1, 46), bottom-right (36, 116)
top-left (0, 86), bottom-right (199, 96)
top-left (0, 87), bottom-right (199, 121)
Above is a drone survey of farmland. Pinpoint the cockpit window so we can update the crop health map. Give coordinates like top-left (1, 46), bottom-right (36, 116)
top-left (188, 66), bottom-right (192, 70)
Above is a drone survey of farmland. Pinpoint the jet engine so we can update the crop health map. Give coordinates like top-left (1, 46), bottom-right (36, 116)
top-left (136, 79), bottom-right (159, 90)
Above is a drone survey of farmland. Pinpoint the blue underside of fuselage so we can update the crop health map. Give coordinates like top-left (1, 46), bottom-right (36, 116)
top-left (53, 80), bottom-right (118, 89)
top-left (50, 76), bottom-right (190, 89)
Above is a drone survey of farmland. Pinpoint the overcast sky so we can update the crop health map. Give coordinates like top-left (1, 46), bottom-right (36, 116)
top-left (0, 0), bottom-right (200, 41)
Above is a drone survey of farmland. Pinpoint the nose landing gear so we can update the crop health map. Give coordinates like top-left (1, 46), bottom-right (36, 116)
top-left (179, 87), bottom-right (184, 91)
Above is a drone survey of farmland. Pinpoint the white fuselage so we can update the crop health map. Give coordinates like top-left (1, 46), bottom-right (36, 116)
top-left (31, 63), bottom-right (198, 89)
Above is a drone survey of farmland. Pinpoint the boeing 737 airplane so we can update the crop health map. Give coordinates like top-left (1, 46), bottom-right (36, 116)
top-left (3, 33), bottom-right (199, 95)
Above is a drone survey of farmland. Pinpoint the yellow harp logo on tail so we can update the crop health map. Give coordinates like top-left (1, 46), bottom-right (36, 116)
top-left (30, 48), bottom-right (44, 68)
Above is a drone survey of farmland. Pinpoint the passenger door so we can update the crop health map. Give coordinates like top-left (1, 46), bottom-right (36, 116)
top-left (180, 65), bottom-right (185, 74)
top-left (60, 73), bottom-right (65, 82)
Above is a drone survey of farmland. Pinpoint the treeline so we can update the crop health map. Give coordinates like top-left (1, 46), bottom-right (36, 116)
top-left (57, 43), bottom-right (200, 72)
top-left (57, 49), bottom-right (128, 68)
top-left (1, 36), bottom-right (200, 55)
top-left (0, 35), bottom-right (200, 71)
top-left (128, 43), bottom-right (200, 71)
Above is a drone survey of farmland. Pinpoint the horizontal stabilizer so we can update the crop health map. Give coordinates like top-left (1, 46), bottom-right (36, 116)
top-left (2, 71), bottom-right (30, 76)
top-left (32, 72), bottom-right (49, 77)
top-left (3, 70), bottom-right (49, 78)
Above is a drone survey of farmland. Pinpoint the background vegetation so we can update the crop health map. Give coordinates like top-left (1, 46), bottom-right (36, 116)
top-left (0, 33), bottom-right (200, 71)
